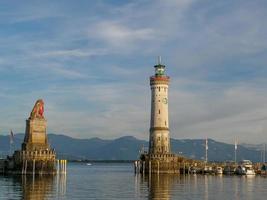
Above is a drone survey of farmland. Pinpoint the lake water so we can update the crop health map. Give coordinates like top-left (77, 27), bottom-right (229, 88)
top-left (0, 162), bottom-right (267, 199)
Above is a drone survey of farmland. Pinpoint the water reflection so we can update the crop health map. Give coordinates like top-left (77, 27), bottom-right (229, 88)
top-left (1, 164), bottom-right (267, 199)
top-left (56, 174), bottom-right (67, 196)
top-left (137, 174), bottom-right (178, 200)
top-left (6, 174), bottom-right (66, 200)
top-left (137, 174), bottom-right (254, 200)
top-left (22, 175), bottom-right (54, 200)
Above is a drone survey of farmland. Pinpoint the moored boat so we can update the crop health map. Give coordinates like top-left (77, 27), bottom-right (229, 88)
top-left (214, 166), bottom-right (223, 175)
top-left (261, 164), bottom-right (267, 175)
top-left (236, 160), bottom-right (255, 175)
top-left (204, 165), bottom-right (213, 174)
top-left (189, 167), bottom-right (197, 174)
top-left (223, 161), bottom-right (236, 175)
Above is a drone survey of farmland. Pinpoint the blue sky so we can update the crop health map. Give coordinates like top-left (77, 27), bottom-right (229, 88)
top-left (0, 0), bottom-right (267, 143)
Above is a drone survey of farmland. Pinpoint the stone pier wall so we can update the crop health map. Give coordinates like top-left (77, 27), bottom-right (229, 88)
top-left (9, 149), bottom-right (57, 174)
top-left (140, 154), bottom-right (181, 174)
top-left (139, 153), bottom-right (203, 174)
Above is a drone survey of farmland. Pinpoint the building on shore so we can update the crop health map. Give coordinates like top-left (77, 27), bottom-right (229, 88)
top-left (3, 99), bottom-right (58, 175)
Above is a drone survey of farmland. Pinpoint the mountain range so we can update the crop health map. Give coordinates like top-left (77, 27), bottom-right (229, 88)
top-left (0, 134), bottom-right (264, 162)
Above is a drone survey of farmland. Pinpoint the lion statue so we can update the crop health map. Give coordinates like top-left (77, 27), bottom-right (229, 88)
top-left (30, 99), bottom-right (45, 119)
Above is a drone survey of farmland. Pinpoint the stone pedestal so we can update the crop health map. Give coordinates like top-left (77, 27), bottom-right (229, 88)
top-left (22, 118), bottom-right (49, 151)
top-left (11, 99), bottom-right (57, 174)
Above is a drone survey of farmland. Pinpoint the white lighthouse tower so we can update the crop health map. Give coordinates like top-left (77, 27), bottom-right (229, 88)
top-left (149, 58), bottom-right (170, 155)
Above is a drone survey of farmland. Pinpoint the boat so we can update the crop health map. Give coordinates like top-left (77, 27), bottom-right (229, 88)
top-left (189, 167), bottom-right (197, 174)
top-left (261, 164), bottom-right (267, 175)
top-left (203, 165), bottom-right (213, 174)
top-left (86, 163), bottom-right (92, 166)
top-left (236, 160), bottom-right (255, 175)
top-left (214, 166), bottom-right (223, 175)
top-left (223, 161), bottom-right (236, 175)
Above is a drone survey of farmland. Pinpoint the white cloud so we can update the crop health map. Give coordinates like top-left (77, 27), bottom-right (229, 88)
top-left (51, 67), bottom-right (87, 79)
top-left (169, 81), bottom-right (267, 143)
top-left (40, 82), bottom-right (150, 139)
top-left (37, 49), bottom-right (108, 58)
top-left (87, 22), bottom-right (158, 51)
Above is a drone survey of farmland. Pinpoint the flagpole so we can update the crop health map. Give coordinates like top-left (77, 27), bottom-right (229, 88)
top-left (234, 138), bottom-right (237, 164)
top-left (264, 144), bottom-right (266, 163)
top-left (205, 137), bottom-right (208, 163)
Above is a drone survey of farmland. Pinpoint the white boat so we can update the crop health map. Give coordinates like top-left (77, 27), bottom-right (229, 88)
top-left (215, 166), bottom-right (223, 175)
top-left (189, 167), bottom-right (197, 174)
top-left (86, 163), bottom-right (92, 166)
top-left (236, 160), bottom-right (255, 175)
top-left (246, 168), bottom-right (256, 175)
top-left (204, 166), bottom-right (213, 174)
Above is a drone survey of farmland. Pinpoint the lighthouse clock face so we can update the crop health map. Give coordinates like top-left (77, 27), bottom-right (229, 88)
top-left (162, 98), bottom-right (168, 104)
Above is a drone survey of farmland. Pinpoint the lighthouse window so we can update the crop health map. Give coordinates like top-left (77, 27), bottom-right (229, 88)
top-left (159, 87), bottom-right (160, 92)
top-left (159, 109), bottom-right (160, 114)
top-left (165, 121), bottom-right (167, 125)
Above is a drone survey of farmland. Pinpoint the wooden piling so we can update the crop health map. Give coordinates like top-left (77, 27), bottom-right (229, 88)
top-left (33, 159), bottom-right (35, 175)
top-left (25, 160), bottom-right (28, 174)
top-left (149, 160), bottom-right (151, 176)
top-left (157, 161), bottom-right (159, 174)
top-left (142, 161), bottom-right (145, 175)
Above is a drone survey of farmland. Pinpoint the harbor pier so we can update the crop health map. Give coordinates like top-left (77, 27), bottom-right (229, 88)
top-left (0, 99), bottom-right (66, 175)
top-left (137, 154), bottom-right (204, 175)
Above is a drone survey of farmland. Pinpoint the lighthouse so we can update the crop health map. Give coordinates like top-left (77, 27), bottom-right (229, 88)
top-left (138, 59), bottom-right (181, 174)
top-left (137, 59), bottom-right (196, 174)
top-left (149, 58), bottom-right (170, 154)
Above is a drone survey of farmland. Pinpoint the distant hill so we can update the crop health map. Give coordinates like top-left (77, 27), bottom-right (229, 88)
top-left (48, 134), bottom-right (147, 160)
top-left (0, 134), bottom-right (262, 162)
top-left (171, 139), bottom-right (261, 162)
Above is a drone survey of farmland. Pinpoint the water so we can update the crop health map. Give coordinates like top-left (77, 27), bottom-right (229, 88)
top-left (0, 162), bottom-right (267, 199)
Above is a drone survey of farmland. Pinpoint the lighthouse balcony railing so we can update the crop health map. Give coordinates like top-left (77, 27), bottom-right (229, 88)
top-left (150, 76), bottom-right (170, 80)
top-left (149, 153), bottom-right (176, 159)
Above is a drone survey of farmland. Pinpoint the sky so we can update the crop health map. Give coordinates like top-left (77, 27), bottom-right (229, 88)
top-left (0, 0), bottom-right (267, 144)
